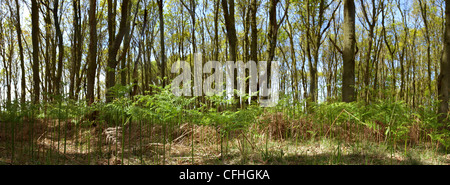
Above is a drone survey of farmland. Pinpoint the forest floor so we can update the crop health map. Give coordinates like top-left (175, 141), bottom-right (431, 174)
top-left (1, 116), bottom-right (450, 165)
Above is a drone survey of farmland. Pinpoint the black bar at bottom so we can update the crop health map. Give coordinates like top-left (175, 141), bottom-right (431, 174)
top-left (1, 165), bottom-right (447, 184)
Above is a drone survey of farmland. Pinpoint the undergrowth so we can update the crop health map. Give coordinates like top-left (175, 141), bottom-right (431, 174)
top-left (0, 85), bottom-right (449, 165)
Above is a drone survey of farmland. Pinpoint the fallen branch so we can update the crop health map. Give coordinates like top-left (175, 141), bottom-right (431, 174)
top-left (172, 130), bottom-right (193, 144)
top-left (241, 133), bottom-right (256, 150)
top-left (37, 131), bottom-right (48, 142)
top-left (147, 143), bottom-right (164, 147)
top-left (325, 109), bottom-right (365, 138)
top-left (325, 109), bottom-right (345, 138)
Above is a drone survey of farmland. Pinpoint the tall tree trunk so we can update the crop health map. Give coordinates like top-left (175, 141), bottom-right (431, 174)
top-left (222, 0), bottom-right (238, 105)
top-left (32, 0), bottom-right (40, 104)
top-left (214, 0), bottom-right (220, 61)
top-left (0, 25), bottom-right (11, 106)
top-left (250, 0), bottom-right (258, 102)
top-left (342, 0), bottom-right (356, 102)
top-left (265, 0), bottom-right (280, 106)
top-left (70, 0), bottom-right (83, 100)
top-left (418, 0), bottom-right (433, 102)
top-left (286, 15), bottom-right (297, 101)
top-left (44, 2), bottom-right (51, 103)
top-left (97, 38), bottom-right (102, 100)
top-left (1, 14), bottom-right (12, 107)
top-left (70, 0), bottom-right (78, 100)
top-left (438, 0), bottom-right (450, 124)
top-left (106, 0), bottom-right (130, 103)
top-left (266, 0), bottom-right (279, 63)
top-left (360, 0), bottom-right (380, 103)
top-left (158, 0), bottom-right (166, 87)
top-left (132, 7), bottom-right (148, 97)
top-left (121, 1), bottom-right (133, 87)
top-left (54, 0), bottom-right (64, 96)
top-left (305, 0), bottom-right (331, 105)
top-left (87, 0), bottom-right (97, 105)
top-left (15, 0), bottom-right (26, 104)
top-left (222, 0), bottom-right (237, 63)
top-left (243, 5), bottom-right (250, 63)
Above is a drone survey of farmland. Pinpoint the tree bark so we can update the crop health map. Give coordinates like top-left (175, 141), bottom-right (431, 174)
top-left (222, 0), bottom-right (238, 106)
top-left (54, 0), bottom-right (64, 97)
top-left (250, 0), bottom-right (258, 102)
top-left (15, 0), bottom-right (26, 104)
top-left (32, 0), bottom-right (40, 104)
top-left (106, 0), bottom-right (131, 103)
top-left (158, 0), bottom-right (166, 87)
top-left (438, 0), bottom-right (450, 124)
top-left (214, 0), bottom-right (220, 61)
top-left (44, 2), bottom-right (51, 103)
top-left (342, 0), bottom-right (356, 102)
top-left (418, 0), bottom-right (433, 101)
top-left (87, 0), bottom-right (97, 105)
top-left (222, 0), bottom-right (237, 63)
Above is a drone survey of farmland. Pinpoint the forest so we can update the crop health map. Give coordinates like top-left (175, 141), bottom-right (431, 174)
top-left (0, 0), bottom-right (449, 165)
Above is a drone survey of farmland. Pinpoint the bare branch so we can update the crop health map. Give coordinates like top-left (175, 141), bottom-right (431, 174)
top-left (328, 36), bottom-right (343, 54)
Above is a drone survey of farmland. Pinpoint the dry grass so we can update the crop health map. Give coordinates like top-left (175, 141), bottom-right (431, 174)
top-left (0, 112), bottom-right (449, 165)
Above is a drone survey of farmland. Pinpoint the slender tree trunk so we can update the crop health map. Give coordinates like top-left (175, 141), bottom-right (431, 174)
top-left (97, 39), bottom-right (102, 100)
top-left (438, 0), bottom-right (450, 124)
top-left (243, 6), bottom-right (248, 62)
top-left (15, 0), bottom-right (26, 104)
top-left (121, 1), bottom-right (133, 87)
top-left (70, 0), bottom-right (79, 100)
top-left (342, 0), bottom-right (355, 102)
top-left (158, 0), bottom-right (166, 87)
top-left (32, 0), bottom-right (40, 104)
top-left (53, 0), bottom-right (64, 97)
top-left (359, 0), bottom-right (380, 103)
top-left (250, 0), bottom-right (258, 102)
top-left (222, 0), bottom-right (238, 106)
top-left (44, 3), bottom-right (51, 103)
top-left (1, 33), bottom-right (10, 107)
top-left (106, 0), bottom-right (130, 103)
top-left (286, 15), bottom-right (297, 101)
top-left (222, 0), bottom-right (237, 63)
top-left (266, 0), bottom-right (279, 63)
top-left (214, 0), bottom-right (220, 61)
top-left (133, 6), bottom-right (148, 97)
top-left (87, 0), bottom-right (97, 105)
top-left (1, 17), bottom-right (12, 107)
top-left (418, 0), bottom-right (433, 101)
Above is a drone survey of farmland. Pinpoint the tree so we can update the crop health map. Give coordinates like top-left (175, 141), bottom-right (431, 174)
top-left (382, 2), bottom-right (398, 99)
top-left (54, 0), bottom-right (64, 96)
top-left (418, 0), bottom-right (433, 100)
top-left (222, 0), bottom-right (237, 63)
top-left (32, 0), bottom-right (40, 104)
top-left (301, 0), bottom-right (339, 106)
top-left (15, 0), bottom-right (26, 104)
top-left (0, 3), bottom-right (13, 107)
top-left (69, 0), bottom-right (82, 100)
top-left (250, 0), bottom-right (258, 102)
top-left (180, 0), bottom-right (196, 56)
top-left (342, 0), bottom-right (356, 102)
top-left (438, 0), bottom-right (450, 124)
top-left (87, 0), bottom-right (97, 105)
top-left (250, 0), bottom-right (257, 63)
top-left (266, 0), bottom-right (287, 87)
top-left (158, 0), bottom-right (166, 87)
top-left (266, 0), bottom-right (288, 63)
top-left (106, 0), bottom-right (131, 103)
top-left (359, 0), bottom-right (382, 103)
top-left (222, 0), bottom-right (238, 103)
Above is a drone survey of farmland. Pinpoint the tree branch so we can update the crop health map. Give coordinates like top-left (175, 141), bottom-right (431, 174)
top-left (328, 36), bottom-right (343, 54)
